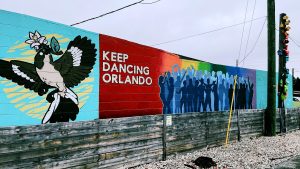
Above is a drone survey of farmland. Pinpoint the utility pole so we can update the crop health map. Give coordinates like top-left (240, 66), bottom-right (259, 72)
top-left (265, 0), bottom-right (276, 136)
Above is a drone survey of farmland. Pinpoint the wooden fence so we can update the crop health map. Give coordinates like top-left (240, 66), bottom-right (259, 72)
top-left (0, 116), bottom-right (163, 169)
top-left (0, 108), bottom-right (299, 168)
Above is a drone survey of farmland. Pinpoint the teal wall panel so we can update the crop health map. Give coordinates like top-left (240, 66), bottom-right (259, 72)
top-left (0, 10), bottom-right (99, 126)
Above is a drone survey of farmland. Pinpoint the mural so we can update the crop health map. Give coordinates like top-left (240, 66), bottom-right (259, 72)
top-left (0, 10), bottom-right (293, 126)
top-left (0, 10), bottom-right (99, 126)
top-left (99, 35), bottom-right (258, 117)
top-left (158, 66), bottom-right (255, 114)
top-left (0, 31), bottom-right (96, 124)
top-left (99, 35), bottom-right (292, 118)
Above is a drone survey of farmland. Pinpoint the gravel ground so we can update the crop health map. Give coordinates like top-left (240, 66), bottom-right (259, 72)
top-left (133, 130), bottom-right (300, 169)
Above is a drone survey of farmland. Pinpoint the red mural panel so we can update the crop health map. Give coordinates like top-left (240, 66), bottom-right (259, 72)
top-left (99, 35), bottom-right (180, 118)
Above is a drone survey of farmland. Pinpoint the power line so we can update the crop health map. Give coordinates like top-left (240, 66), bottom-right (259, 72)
top-left (242, 0), bottom-right (257, 66)
top-left (237, 0), bottom-right (249, 66)
top-left (239, 17), bottom-right (267, 64)
top-left (289, 36), bottom-right (300, 48)
top-left (71, 0), bottom-right (145, 26)
top-left (151, 16), bottom-right (266, 46)
top-left (140, 0), bottom-right (161, 4)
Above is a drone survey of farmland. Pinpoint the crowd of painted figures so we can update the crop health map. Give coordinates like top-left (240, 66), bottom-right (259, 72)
top-left (159, 64), bottom-right (254, 114)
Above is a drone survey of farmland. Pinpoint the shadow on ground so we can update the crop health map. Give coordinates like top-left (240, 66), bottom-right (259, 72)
top-left (276, 155), bottom-right (300, 169)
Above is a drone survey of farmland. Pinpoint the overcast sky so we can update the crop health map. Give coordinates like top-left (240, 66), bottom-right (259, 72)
top-left (1, 0), bottom-right (300, 77)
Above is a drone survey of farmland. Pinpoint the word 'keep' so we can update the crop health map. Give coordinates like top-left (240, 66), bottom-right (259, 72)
top-left (103, 51), bottom-right (128, 62)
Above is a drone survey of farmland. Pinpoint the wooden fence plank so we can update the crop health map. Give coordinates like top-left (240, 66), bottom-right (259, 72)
top-left (0, 109), bottom-right (299, 168)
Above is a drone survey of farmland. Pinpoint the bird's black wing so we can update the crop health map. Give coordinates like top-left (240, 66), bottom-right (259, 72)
top-left (0, 59), bottom-right (50, 95)
top-left (53, 36), bottom-right (97, 88)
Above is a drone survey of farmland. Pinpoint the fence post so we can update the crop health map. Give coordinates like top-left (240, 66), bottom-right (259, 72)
top-left (236, 110), bottom-right (241, 142)
top-left (279, 108), bottom-right (287, 133)
top-left (279, 109), bottom-right (283, 133)
top-left (205, 111), bottom-right (209, 146)
top-left (162, 114), bottom-right (167, 161)
top-left (284, 108), bottom-right (287, 132)
top-left (298, 108), bottom-right (300, 130)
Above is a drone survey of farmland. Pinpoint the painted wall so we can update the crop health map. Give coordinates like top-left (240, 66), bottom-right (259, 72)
top-left (0, 10), bottom-right (99, 126)
top-left (99, 35), bottom-right (293, 118)
top-left (0, 10), bottom-right (293, 126)
top-left (99, 34), bottom-right (257, 116)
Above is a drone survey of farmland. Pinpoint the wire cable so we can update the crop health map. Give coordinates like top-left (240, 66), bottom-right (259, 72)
top-left (239, 17), bottom-right (267, 64)
top-left (140, 0), bottom-right (161, 4)
top-left (151, 16), bottom-right (266, 46)
top-left (237, 0), bottom-right (249, 66)
top-left (70, 0), bottom-right (145, 26)
top-left (242, 0), bottom-right (256, 66)
top-left (289, 36), bottom-right (300, 48)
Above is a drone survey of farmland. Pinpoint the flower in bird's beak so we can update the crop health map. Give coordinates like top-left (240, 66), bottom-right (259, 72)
top-left (25, 31), bottom-right (48, 50)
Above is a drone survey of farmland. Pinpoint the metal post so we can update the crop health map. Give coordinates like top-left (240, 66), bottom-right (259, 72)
top-left (162, 115), bottom-right (167, 161)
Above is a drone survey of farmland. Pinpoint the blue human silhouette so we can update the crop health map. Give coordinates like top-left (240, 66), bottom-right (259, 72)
top-left (245, 82), bottom-right (249, 109)
top-left (248, 77), bottom-right (254, 109)
top-left (218, 78), bottom-right (225, 111)
top-left (235, 79), bottom-right (240, 109)
top-left (174, 76), bottom-right (182, 113)
top-left (224, 81), bottom-right (230, 110)
top-left (172, 64), bottom-right (181, 113)
top-left (212, 76), bottom-right (219, 111)
top-left (159, 75), bottom-right (167, 113)
top-left (237, 83), bottom-right (244, 109)
top-left (198, 78), bottom-right (205, 112)
top-left (187, 79), bottom-right (194, 112)
top-left (228, 84), bottom-right (234, 109)
top-left (204, 78), bottom-right (213, 112)
top-left (193, 80), bottom-right (200, 112)
top-left (166, 76), bottom-right (174, 114)
top-left (178, 80), bottom-right (188, 113)
top-left (164, 72), bottom-right (170, 104)
top-left (241, 82), bottom-right (246, 109)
